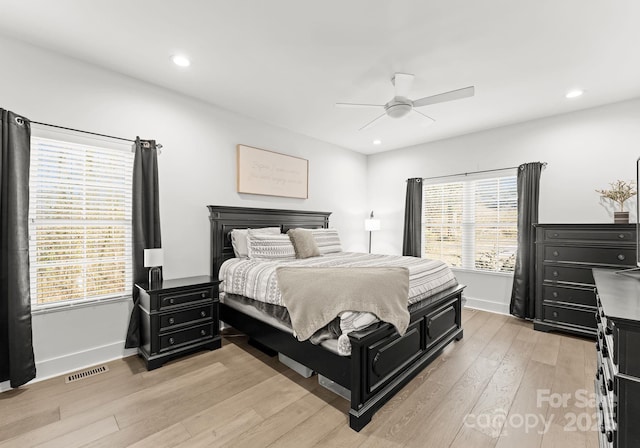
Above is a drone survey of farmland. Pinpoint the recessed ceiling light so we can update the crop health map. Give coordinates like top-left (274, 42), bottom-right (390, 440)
top-left (373, 139), bottom-right (382, 145)
top-left (565, 89), bottom-right (584, 99)
top-left (172, 55), bottom-right (191, 67)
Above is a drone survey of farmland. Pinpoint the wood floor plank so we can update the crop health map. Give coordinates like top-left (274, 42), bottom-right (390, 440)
top-left (450, 326), bottom-right (539, 446)
top-left (175, 409), bottom-right (264, 448)
top-left (494, 359), bottom-right (555, 448)
top-left (126, 423), bottom-right (192, 448)
top-left (34, 416), bottom-right (119, 448)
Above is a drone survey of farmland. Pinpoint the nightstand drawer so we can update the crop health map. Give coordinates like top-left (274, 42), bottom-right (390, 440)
top-left (544, 246), bottom-right (634, 266)
top-left (160, 304), bottom-right (214, 331)
top-left (543, 265), bottom-right (594, 285)
top-left (541, 284), bottom-right (596, 308)
top-left (543, 303), bottom-right (597, 329)
top-left (159, 287), bottom-right (214, 310)
top-left (159, 323), bottom-right (215, 352)
top-left (545, 229), bottom-right (634, 242)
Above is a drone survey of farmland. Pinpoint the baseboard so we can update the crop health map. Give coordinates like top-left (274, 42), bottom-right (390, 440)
top-left (463, 295), bottom-right (510, 316)
top-left (1, 341), bottom-right (137, 392)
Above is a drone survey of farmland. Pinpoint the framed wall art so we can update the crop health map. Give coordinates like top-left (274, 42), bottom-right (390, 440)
top-left (237, 144), bottom-right (308, 199)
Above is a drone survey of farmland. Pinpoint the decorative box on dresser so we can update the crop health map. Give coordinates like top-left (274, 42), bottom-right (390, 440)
top-left (136, 276), bottom-right (221, 370)
top-left (534, 224), bottom-right (636, 337)
top-left (593, 269), bottom-right (640, 448)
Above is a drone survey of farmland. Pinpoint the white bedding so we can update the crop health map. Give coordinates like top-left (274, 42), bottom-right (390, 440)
top-left (219, 252), bottom-right (458, 355)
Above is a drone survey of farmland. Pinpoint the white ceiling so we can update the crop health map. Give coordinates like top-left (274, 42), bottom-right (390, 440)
top-left (1, 0), bottom-right (639, 154)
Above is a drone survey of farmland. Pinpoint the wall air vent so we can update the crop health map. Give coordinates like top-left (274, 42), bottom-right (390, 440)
top-left (65, 365), bottom-right (109, 384)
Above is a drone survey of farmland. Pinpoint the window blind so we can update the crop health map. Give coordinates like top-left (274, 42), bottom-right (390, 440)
top-left (423, 174), bottom-right (517, 273)
top-left (28, 137), bottom-right (134, 306)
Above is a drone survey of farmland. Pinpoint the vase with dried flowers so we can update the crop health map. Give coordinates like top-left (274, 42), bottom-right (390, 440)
top-left (595, 180), bottom-right (637, 223)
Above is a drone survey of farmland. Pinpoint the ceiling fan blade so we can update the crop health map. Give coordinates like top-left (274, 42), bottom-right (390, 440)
top-left (412, 109), bottom-right (435, 123)
top-left (359, 112), bottom-right (387, 131)
top-left (413, 86), bottom-right (475, 108)
top-left (392, 73), bottom-right (414, 98)
top-left (336, 102), bottom-right (385, 108)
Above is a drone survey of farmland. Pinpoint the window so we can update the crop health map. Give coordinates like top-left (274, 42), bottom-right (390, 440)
top-left (28, 137), bottom-right (134, 307)
top-left (423, 174), bottom-right (517, 273)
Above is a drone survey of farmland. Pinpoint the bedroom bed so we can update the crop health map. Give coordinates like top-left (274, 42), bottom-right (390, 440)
top-left (208, 205), bottom-right (465, 431)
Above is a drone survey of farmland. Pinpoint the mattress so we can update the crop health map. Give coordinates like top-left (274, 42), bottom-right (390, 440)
top-left (219, 251), bottom-right (458, 306)
top-left (219, 252), bottom-right (458, 356)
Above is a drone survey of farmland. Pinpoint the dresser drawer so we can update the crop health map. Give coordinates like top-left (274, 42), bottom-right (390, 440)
top-left (159, 304), bottom-right (215, 331)
top-left (544, 228), bottom-right (634, 243)
top-left (543, 303), bottom-right (597, 329)
top-left (159, 323), bottom-right (215, 352)
top-left (543, 265), bottom-right (595, 285)
top-left (541, 284), bottom-right (596, 308)
top-left (544, 246), bottom-right (634, 266)
top-left (159, 287), bottom-right (214, 310)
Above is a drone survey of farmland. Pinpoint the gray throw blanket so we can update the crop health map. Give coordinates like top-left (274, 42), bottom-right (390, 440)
top-left (275, 267), bottom-right (410, 341)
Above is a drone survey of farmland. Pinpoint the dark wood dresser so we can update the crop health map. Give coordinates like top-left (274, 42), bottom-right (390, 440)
top-left (137, 276), bottom-right (221, 370)
top-left (534, 224), bottom-right (636, 337)
top-left (594, 269), bottom-right (640, 448)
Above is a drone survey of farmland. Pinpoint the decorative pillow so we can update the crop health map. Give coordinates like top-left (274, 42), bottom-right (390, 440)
top-left (287, 228), bottom-right (320, 259)
top-left (247, 233), bottom-right (296, 260)
top-left (230, 227), bottom-right (280, 258)
top-left (311, 229), bottom-right (343, 255)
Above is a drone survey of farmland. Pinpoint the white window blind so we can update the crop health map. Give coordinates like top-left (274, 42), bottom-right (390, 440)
top-left (423, 174), bottom-right (518, 273)
top-left (28, 137), bottom-right (134, 307)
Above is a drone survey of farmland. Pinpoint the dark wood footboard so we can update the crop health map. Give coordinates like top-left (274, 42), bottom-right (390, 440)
top-left (347, 284), bottom-right (464, 430)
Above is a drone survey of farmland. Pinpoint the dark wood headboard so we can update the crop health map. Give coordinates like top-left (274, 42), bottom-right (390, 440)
top-left (207, 205), bottom-right (331, 279)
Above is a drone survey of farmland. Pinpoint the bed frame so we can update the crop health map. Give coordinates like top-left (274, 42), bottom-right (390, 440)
top-left (208, 205), bottom-right (464, 431)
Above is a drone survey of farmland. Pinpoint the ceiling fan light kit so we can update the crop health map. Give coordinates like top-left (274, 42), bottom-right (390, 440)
top-left (337, 73), bottom-right (475, 130)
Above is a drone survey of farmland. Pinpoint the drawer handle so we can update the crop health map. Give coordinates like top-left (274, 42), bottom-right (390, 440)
top-left (553, 233), bottom-right (559, 237)
top-left (200, 329), bottom-right (207, 336)
top-left (168, 337), bottom-right (175, 345)
top-left (552, 250), bottom-right (559, 257)
top-left (201, 292), bottom-right (207, 299)
top-left (169, 298), bottom-right (175, 305)
top-left (552, 311), bottom-right (559, 318)
top-left (200, 311), bottom-right (207, 318)
top-left (617, 254), bottom-right (625, 261)
top-left (552, 271), bottom-right (559, 277)
top-left (552, 291), bottom-right (558, 298)
top-left (619, 233), bottom-right (626, 239)
top-left (168, 317), bottom-right (175, 325)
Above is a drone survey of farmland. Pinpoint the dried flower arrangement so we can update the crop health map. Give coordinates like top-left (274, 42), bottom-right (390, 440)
top-left (595, 180), bottom-right (637, 212)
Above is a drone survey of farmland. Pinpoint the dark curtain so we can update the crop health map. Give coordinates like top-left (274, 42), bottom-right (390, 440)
top-left (0, 109), bottom-right (36, 387)
top-left (125, 138), bottom-right (161, 348)
top-left (509, 162), bottom-right (544, 319)
top-left (402, 178), bottom-right (422, 257)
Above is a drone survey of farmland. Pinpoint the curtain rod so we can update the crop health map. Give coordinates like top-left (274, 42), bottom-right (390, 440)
top-left (414, 162), bottom-right (547, 182)
top-left (31, 120), bottom-right (163, 149)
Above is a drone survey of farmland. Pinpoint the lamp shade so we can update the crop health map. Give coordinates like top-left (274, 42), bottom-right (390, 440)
top-left (144, 248), bottom-right (164, 267)
top-left (364, 218), bottom-right (381, 232)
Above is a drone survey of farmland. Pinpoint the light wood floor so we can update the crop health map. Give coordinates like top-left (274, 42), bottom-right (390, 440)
top-left (0, 309), bottom-right (598, 447)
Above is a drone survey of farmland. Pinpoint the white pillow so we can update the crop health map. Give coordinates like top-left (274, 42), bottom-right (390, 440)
top-left (247, 233), bottom-right (296, 260)
top-left (311, 229), bottom-right (343, 255)
top-left (230, 227), bottom-right (280, 258)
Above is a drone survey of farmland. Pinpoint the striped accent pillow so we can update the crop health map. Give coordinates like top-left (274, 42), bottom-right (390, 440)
top-left (311, 229), bottom-right (343, 255)
top-left (247, 233), bottom-right (296, 260)
top-left (230, 227), bottom-right (281, 258)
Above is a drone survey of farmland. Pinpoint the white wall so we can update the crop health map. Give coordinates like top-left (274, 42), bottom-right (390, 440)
top-left (367, 98), bottom-right (640, 313)
top-left (0, 35), bottom-right (367, 390)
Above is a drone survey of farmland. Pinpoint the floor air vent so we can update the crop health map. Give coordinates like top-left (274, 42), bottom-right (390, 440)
top-left (65, 365), bottom-right (109, 384)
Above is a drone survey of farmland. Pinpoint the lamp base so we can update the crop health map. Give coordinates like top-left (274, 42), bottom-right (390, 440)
top-left (148, 266), bottom-right (163, 288)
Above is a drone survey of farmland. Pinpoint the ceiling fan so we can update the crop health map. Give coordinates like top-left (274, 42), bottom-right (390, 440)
top-left (336, 73), bottom-right (475, 130)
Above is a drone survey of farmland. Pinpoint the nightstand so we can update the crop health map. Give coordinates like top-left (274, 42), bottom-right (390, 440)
top-left (136, 275), bottom-right (221, 370)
